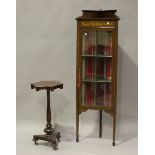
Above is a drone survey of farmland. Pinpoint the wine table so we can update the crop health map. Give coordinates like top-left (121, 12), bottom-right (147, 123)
top-left (31, 81), bottom-right (63, 150)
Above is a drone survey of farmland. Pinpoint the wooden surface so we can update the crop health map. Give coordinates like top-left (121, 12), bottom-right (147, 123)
top-left (75, 10), bottom-right (119, 146)
top-left (31, 81), bottom-right (63, 91)
top-left (31, 81), bottom-right (63, 149)
top-left (76, 10), bottom-right (120, 20)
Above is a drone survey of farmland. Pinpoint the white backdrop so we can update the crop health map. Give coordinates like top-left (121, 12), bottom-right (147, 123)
top-left (17, 0), bottom-right (137, 154)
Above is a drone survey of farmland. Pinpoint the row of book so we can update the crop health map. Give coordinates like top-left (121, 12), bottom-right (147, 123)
top-left (83, 58), bottom-right (112, 80)
top-left (82, 31), bottom-right (112, 56)
top-left (82, 83), bottom-right (112, 107)
top-left (86, 44), bottom-right (112, 56)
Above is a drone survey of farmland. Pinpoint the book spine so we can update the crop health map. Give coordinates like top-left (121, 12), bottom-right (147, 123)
top-left (110, 61), bottom-right (112, 80)
top-left (96, 84), bottom-right (102, 105)
top-left (109, 42), bottom-right (112, 56)
top-left (85, 58), bottom-right (93, 79)
top-left (104, 32), bottom-right (107, 56)
top-left (109, 33), bottom-right (112, 56)
top-left (101, 59), bottom-right (104, 79)
top-left (106, 59), bottom-right (112, 80)
top-left (104, 59), bottom-right (107, 80)
top-left (97, 59), bottom-right (103, 80)
top-left (86, 83), bottom-right (93, 105)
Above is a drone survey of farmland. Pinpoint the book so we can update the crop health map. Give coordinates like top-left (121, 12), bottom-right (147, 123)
top-left (96, 45), bottom-right (104, 55)
top-left (96, 58), bottom-right (104, 80)
top-left (106, 59), bottom-right (112, 80)
top-left (107, 42), bottom-right (112, 56)
top-left (85, 58), bottom-right (93, 79)
top-left (104, 32), bottom-right (107, 55)
top-left (87, 45), bottom-right (93, 55)
top-left (96, 31), bottom-right (105, 55)
top-left (96, 83), bottom-right (112, 107)
top-left (104, 59), bottom-right (107, 80)
top-left (96, 83), bottom-right (103, 105)
top-left (97, 58), bottom-right (112, 81)
top-left (106, 33), bottom-right (112, 56)
top-left (106, 83), bottom-right (112, 107)
top-left (85, 83), bottom-right (94, 105)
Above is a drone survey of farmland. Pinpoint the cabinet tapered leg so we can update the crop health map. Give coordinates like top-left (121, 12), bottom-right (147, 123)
top-left (99, 110), bottom-right (102, 138)
top-left (112, 113), bottom-right (116, 146)
top-left (76, 109), bottom-right (79, 142)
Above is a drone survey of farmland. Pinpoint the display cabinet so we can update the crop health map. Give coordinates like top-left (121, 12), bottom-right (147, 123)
top-left (75, 10), bottom-right (120, 146)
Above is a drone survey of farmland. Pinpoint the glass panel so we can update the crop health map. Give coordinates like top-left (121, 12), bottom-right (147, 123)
top-left (82, 31), bottom-right (112, 56)
top-left (82, 58), bottom-right (112, 81)
top-left (81, 82), bottom-right (112, 107)
top-left (82, 57), bottom-right (94, 80)
top-left (96, 83), bottom-right (112, 107)
top-left (96, 58), bottom-right (104, 80)
top-left (97, 31), bottom-right (104, 55)
top-left (96, 58), bottom-right (112, 80)
top-left (97, 31), bottom-right (112, 56)
top-left (82, 32), bottom-right (96, 55)
top-left (106, 32), bottom-right (113, 56)
top-left (81, 83), bottom-right (94, 105)
top-left (81, 30), bottom-right (113, 107)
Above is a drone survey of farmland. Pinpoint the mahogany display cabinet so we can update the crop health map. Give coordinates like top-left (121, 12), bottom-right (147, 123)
top-left (75, 10), bottom-right (120, 146)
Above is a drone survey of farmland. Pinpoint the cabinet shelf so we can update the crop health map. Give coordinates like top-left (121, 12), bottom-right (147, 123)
top-left (81, 55), bottom-right (112, 58)
top-left (81, 79), bottom-right (112, 83)
top-left (80, 105), bottom-right (112, 110)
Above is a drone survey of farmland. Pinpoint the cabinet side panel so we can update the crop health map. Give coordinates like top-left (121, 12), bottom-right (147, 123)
top-left (115, 22), bottom-right (118, 113)
top-left (76, 22), bottom-right (80, 113)
top-left (112, 21), bottom-right (118, 113)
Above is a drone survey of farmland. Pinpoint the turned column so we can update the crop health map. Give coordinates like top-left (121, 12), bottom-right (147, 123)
top-left (44, 89), bottom-right (54, 135)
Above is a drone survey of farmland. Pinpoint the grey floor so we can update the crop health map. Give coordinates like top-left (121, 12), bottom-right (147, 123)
top-left (17, 119), bottom-right (137, 155)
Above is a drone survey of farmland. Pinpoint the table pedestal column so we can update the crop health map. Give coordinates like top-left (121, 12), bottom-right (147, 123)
top-left (32, 90), bottom-right (61, 150)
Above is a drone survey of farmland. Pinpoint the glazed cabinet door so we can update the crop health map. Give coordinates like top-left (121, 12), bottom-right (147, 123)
top-left (78, 28), bottom-right (116, 110)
